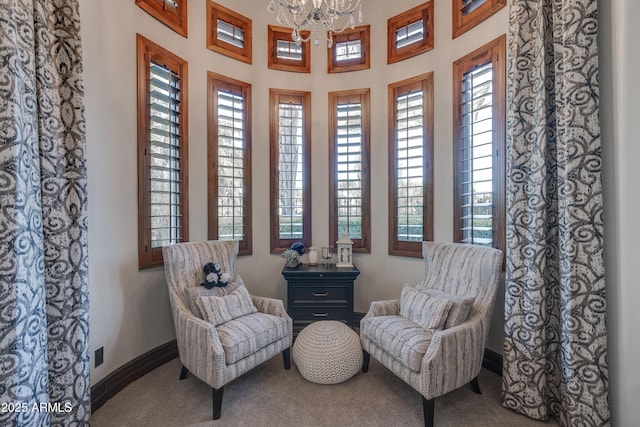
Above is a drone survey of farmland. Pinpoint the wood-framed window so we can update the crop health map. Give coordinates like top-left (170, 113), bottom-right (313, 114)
top-left (388, 73), bottom-right (434, 257)
top-left (268, 25), bottom-right (311, 73)
top-left (269, 89), bottom-right (312, 253)
top-left (452, 0), bottom-right (506, 38)
top-left (137, 34), bottom-right (189, 269)
top-left (136, 0), bottom-right (188, 38)
top-left (207, 72), bottom-right (252, 255)
top-left (453, 35), bottom-right (506, 254)
top-left (329, 89), bottom-right (371, 253)
top-left (207, 1), bottom-right (252, 64)
top-left (387, 2), bottom-right (434, 64)
top-left (327, 25), bottom-right (370, 73)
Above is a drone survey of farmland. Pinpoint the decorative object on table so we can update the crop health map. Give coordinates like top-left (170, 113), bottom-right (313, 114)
top-left (336, 233), bottom-right (353, 267)
top-left (321, 246), bottom-right (333, 266)
top-left (307, 247), bottom-right (318, 265)
top-left (267, 0), bottom-right (363, 47)
top-left (290, 241), bottom-right (307, 255)
top-left (292, 320), bottom-right (362, 384)
top-left (201, 262), bottom-right (230, 289)
top-left (282, 249), bottom-right (301, 268)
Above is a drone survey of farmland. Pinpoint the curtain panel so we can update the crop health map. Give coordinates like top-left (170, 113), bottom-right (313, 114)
top-left (0, 0), bottom-right (90, 425)
top-left (502, 0), bottom-right (609, 426)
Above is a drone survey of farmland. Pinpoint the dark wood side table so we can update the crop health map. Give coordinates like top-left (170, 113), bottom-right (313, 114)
top-left (282, 264), bottom-right (360, 337)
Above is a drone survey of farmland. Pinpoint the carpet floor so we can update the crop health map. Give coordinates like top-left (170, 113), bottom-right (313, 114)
top-left (91, 355), bottom-right (558, 427)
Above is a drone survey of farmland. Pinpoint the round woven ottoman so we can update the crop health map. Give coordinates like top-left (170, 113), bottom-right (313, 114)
top-left (292, 320), bottom-right (362, 384)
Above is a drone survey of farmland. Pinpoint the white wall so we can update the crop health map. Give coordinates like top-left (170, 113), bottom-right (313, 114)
top-left (600, 0), bottom-right (640, 425)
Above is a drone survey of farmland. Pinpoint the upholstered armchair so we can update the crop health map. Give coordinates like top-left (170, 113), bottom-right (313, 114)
top-left (163, 240), bottom-right (293, 420)
top-left (360, 242), bottom-right (502, 427)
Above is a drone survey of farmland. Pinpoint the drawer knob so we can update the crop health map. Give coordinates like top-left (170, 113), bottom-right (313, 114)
top-left (312, 292), bottom-right (329, 297)
top-left (317, 273), bottom-right (324, 277)
top-left (313, 313), bottom-right (329, 317)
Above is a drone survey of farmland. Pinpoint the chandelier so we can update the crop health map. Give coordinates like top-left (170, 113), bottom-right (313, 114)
top-left (267, 0), bottom-right (363, 47)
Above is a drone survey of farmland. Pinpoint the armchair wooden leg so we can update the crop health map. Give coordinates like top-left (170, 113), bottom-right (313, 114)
top-left (470, 376), bottom-right (481, 394)
top-left (422, 397), bottom-right (434, 427)
top-left (283, 348), bottom-right (291, 370)
top-left (179, 365), bottom-right (188, 380)
top-left (362, 350), bottom-right (370, 373)
top-left (212, 387), bottom-right (224, 420)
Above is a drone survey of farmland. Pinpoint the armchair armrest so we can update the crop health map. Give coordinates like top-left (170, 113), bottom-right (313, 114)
top-left (251, 295), bottom-right (293, 346)
top-left (173, 301), bottom-right (227, 389)
top-left (363, 299), bottom-right (400, 319)
top-left (420, 316), bottom-right (488, 399)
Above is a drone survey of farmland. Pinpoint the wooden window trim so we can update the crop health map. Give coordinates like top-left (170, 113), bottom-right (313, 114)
top-left (387, 2), bottom-right (434, 65)
top-left (136, 34), bottom-right (189, 269)
top-left (136, 0), bottom-right (188, 38)
top-left (207, 1), bottom-right (253, 64)
top-left (452, 0), bottom-right (506, 39)
top-left (452, 35), bottom-right (506, 256)
top-left (207, 72), bottom-right (253, 255)
top-left (268, 25), bottom-right (311, 73)
top-left (327, 25), bottom-right (371, 73)
top-left (388, 73), bottom-right (434, 258)
top-left (328, 88), bottom-right (371, 253)
top-left (269, 89), bottom-right (312, 253)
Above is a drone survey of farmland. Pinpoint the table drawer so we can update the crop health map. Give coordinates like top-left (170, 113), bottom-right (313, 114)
top-left (291, 286), bottom-right (348, 303)
top-left (291, 306), bottom-right (350, 321)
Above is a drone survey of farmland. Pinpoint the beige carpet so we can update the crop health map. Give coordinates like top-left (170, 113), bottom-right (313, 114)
top-left (91, 356), bottom-right (558, 427)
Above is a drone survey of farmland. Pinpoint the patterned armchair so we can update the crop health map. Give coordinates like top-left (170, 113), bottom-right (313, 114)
top-left (360, 242), bottom-right (502, 427)
top-left (163, 240), bottom-right (292, 420)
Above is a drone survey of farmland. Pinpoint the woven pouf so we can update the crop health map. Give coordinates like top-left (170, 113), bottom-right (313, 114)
top-left (292, 320), bottom-right (363, 384)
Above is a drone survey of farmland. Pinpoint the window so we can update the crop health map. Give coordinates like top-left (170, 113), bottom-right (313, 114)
top-left (136, 34), bottom-right (189, 269)
top-left (207, 1), bottom-right (252, 64)
top-left (327, 25), bottom-right (370, 73)
top-left (136, 0), bottom-right (188, 37)
top-left (452, 0), bottom-right (506, 38)
top-left (329, 89), bottom-right (371, 253)
top-left (268, 26), bottom-right (311, 73)
top-left (388, 73), bottom-right (434, 257)
top-left (207, 72), bottom-right (252, 255)
top-left (269, 89), bottom-right (312, 252)
top-left (453, 35), bottom-right (506, 253)
top-left (387, 2), bottom-right (433, 64)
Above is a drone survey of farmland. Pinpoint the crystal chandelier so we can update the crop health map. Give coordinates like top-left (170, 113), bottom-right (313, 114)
top-left (267, 0), bottom-right (363, 47)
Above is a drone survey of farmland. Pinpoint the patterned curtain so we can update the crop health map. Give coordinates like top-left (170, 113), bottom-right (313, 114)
top-left (0, 1), bottom-right (90, 425)
top-left (501, 0), bottom-right (609, 426)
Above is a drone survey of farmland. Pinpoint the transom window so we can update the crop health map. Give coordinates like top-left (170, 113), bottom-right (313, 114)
top-left (208, 72), bottom-right (252, 255)
top-left (452, 0), bottom-right (506, 38)
top-left (328, 25), bottom-right (370, 73)
top-left (269, 89), bottom-right (312, 252)
top-left (329, 89), bottom-right (371, 253)
top-left (268, 26), bottom-right (311, 73)
top-left (453, 36), bottom-right (506, 253)
top-left (387, 2), bottom-right (433, 64)
top-left (136, 34), bottom-right (189, 269)
top-left (136, 0), bottom-right (188, 37)
top-left (207, 1), bottom-right (252, 64)
top-left (389, 73), bottom-right (434, 257)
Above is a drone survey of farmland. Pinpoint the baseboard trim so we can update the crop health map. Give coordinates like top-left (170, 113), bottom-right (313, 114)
top-left (91, 339), bottom-right (178, 413)
top-left (355, 312), bottom-right (504, 376)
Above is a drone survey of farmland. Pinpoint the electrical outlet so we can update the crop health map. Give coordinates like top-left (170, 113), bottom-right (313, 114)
top-left (95, 347), bottom-right (104, 367)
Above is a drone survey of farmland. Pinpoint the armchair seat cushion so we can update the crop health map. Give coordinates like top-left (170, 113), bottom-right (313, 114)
top-left (216, 313), bottom-right (289, 364)
top-left (361, 315), bottom-right (434, 372)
